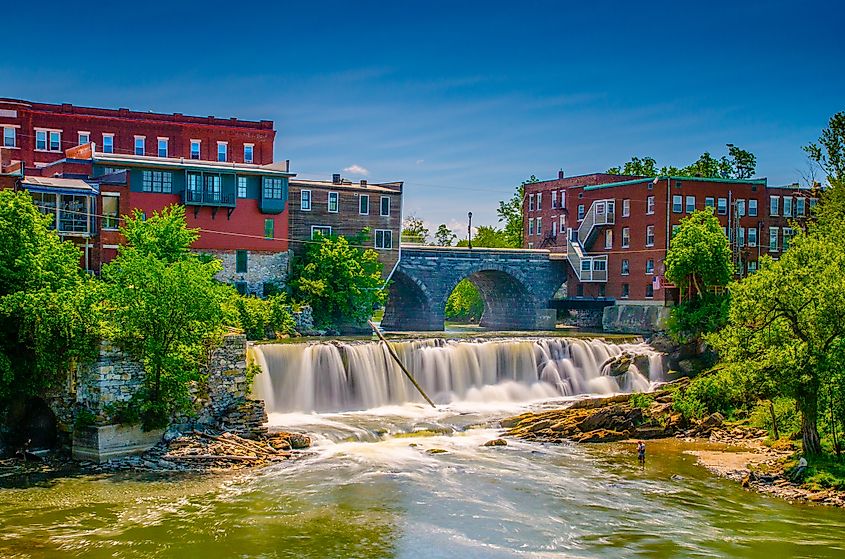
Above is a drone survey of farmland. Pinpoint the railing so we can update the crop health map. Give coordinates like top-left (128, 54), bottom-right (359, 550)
top-left (182, 189), bottom-right (236, 207)
top-left (577, 199), bottom-right (615, 247)
top-left (566, 236), bottom-right (608, 282)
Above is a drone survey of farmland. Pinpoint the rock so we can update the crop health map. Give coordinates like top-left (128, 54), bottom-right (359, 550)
top-left (483, 439), bottom-right (507, 447)
top-left (701, 413), bottom-right (725, 429)
top-left (426, 448), bottom-right (448, 454)
top-left (573, 429), bottom-right (627, 443)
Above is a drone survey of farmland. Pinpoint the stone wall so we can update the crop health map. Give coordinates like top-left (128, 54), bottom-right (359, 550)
top-left (558, 308), bottom-right (603, 329)
top-left (603, 304), bottom-right (671, 333)
top-left (76, 342), bottom-right (145, 413)
top-left (207, 249), bottom-right (290, 296)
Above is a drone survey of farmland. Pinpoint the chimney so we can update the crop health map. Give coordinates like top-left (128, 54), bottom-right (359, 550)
top-left (332, 173), bottom-right (341, 184)
top-left (558, 169), bottom-right (565, 180)
top-left (360, 179), bottom-right (367, 187)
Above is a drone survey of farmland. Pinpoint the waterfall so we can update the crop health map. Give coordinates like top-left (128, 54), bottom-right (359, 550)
top-left (252, 338), bottom-right (665, 414)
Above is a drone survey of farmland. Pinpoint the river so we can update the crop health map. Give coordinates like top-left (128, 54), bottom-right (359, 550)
top-left (1, 337), bottom-right (844, 558)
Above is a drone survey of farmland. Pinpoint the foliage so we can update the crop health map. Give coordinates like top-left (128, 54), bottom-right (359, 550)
top-left (232, 293), bottom-right (296, 341)
top-left (671, 368), bottom-right (743, 420)
top-left (444, 279), bottom-right (484, 322)
top-left (290, 234), bottom-right (385, 328)
top-left (665, 292), bottom-right (730, 345)
top-left (73, 407), bottom-right (98, 430)
top-left (434, 224), bottom-right (456, 246)
top-left (750, 397), bottom-right (801, 440)
top-left (665, 208), bottom-right (733, 300)
top-left (101, 206), bottom-right (229, 430)
top-left (401, 215), bottom-right (429, 244)
top-left (497, 176), bottom-right (536, 248)
top-left (456, 225), bottom-right (512, 248)
top-left (0, 190), bottom-right (100, 409)
top-left (606, 145), bottom-right (756, 179)
top-left (630, 392), bottom-right (655, 409)
top-left (804, 111), bottom-right (845, 185)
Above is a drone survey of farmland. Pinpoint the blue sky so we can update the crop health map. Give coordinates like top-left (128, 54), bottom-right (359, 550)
top-left (3, 0), bottom-right (843, 236)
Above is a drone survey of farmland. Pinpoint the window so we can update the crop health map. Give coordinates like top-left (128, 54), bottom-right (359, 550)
top-left (621, 259), bottom-right (630, 275)
top-left (738, 227), bottom-right (745, 247)
top-left (551, 190), bottom-right (558, 209)
top-left (737, 199), bottom-right (746, 217)
top-left (2, 127), bottom-right (15, 147)
top-left (560, 190), bottom-right (566, 208)
top-left (217, 142), bottom-right (228, 162)
top-left (577, 204), bottom-right (585, 220)
top-left (375, 229), bottom-right (393, 249)
top-left (749, 199), bottom-right (758, 217)
top-left (646, 195), bottom-right (655, 215)
top-left (770, 195), bottom-right (779, 216)
top-left (552, 220), bottom-right (557, 236)
top-left (102, 195), bottom-right (119, 230)
top-left (78, 132), bottom-right (90, 146)
top-left (359, 194), bottom-right (369, 215)
top-left (718, 197), bottom-right (728, 215)
top-left (536, 217), bottom-right (542, 236)
top-left (380, 196), bottom-right (391, 216)
top-left (685, 195), bottom-right (695, 213)
top-left (769, 227), bottom-right (779, 251)
top-left (598, 284), bottom-right (606, 298)
top-left (263, 178), bottom-right (285, 199)
top-left (237, 176), bottom-right (248, 198)
top-left (35, 130), bottom-right (47, 150)
top-left (49, 131), bottom-right (61, 152)
top-left (604, 229), bottom-right (612, 249)
top-left (622, 199), bottom-right (630, 217)
top-left (158, 138), bottom-right (168, 157)
top-left (559, 214), bottom-right (565, 231)
top-left (577, 284), bottom-right (584, 297)
top-left (705, 196), bottom-right (715, 208)
top-left (536, 193), bottom-right (542, 210)
top-left (528, 218), bottom-right (534, 236)
top-left (748, 261), bottom-right (758, 273)
top-left (300, 189), bottom-right (312, 210)
top-left (328, 192), bottom-right (339, 213)
top-left (672, 195), bottom-right (682, 213)
top-left (190, 140), bottom-right (201, 160)
top-left (187, 173), bottom-right (202, 197)
top-left (810, 198), bottom-right (818, 209)
top-left (621, 284), bottom-right (629, 298)
top-left (645, 283), bottom-right (654, 298)
top-left (593, 259), bottom-right (606, 272)
top-left (646, 225), bottom-right (655, 247)
top-left (236, 250), bottom-right (248, 273)
top-left (783, 227), bottom-right (793, 250)
top-left (748, 227), bottom-right (757, 247)
top-left (244, 144), bottom-right (254, 164)
top-left (264, 218), bottom-right (274, 239)
top-left (646, 259), bottom-right (654, 274)
top-left (204, 175), bottom-right (221, 202)
top-left (311, 225), bottom-right (332, 239)
top-left (529, 194), bottom-right (535, 212)
top-left (796, 197), bottom-right (806, 216)
top-left (141, 170), bottom-right (173, 193)
top-left (134, 136), bottom-right (145, 156)
top-left (783, 196), bottom-right (793, 217)
top-left (622, 227), bottom-right (630, 248)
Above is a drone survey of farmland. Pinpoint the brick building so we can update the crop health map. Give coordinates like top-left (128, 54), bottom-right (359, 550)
top-left (524, 171), bottom-right (815, 305)
top-left (288, 174), bottom-right (403, 275)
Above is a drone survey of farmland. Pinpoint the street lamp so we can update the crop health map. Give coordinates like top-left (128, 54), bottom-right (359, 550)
top-left (467, 211), bottom-right (473, 249)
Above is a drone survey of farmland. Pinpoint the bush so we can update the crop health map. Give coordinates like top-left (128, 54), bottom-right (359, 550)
top-left (672, 369), bottom-right (740, 420)
top-left (750, 397), bottom-right (801, 439)
top-left (233, 294), bottom-right (296, 341)
top-left (666, 292), bottom-right (729, 345)
top-left (630, 393), bottom-right (655, 409)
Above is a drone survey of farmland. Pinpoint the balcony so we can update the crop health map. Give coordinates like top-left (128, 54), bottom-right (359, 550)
top-left (182, 189), bottom-right (236, 208)
top-left (565, 235), bottom-right (608, 282)
top-left (577, 198), bottom-right (615, 248)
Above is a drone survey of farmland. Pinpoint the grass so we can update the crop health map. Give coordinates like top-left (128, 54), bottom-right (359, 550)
top-left (803, 455), bottom-right (845, 491)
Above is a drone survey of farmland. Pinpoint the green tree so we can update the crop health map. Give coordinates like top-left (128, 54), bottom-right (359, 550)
top-left (291, 235), bottom-right (385, 328)
top-left (724, 144), bottom-right (757, 179)
top-left (606, 156), bottom-right (659, 176)
top-left (0, 190), bottom-right (100, 408)
top-left (401, 215), bottom-right (429, 244)
top-left (434, 224), bottom-right (456, 246)
top-left (498, 176), bottom-right (536, 248)
top-left (606, 145), bottom-right (756, 179)
top-left (457, 225), bottom-right (510, 248)
top-left (101, 206), bottom-right (228, 429)
top-left (709, 232), bottom-right (845, 455)
top-left (804, 111), bottom-right (845, 185)
top-left (444, 279), bottom-right (484, 322)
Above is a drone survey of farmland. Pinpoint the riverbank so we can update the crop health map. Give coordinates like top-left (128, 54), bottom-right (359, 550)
top-left (502, 386), bottom-right (845, 508)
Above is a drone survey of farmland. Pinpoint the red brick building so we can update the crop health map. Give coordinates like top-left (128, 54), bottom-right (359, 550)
top-left (524, 171), bottom-right (815, 305)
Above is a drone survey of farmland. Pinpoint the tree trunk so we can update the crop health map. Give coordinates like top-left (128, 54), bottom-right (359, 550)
top-left (798, 393), bottom-right (823, 456)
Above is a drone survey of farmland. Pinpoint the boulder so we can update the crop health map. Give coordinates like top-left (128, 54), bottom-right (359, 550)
top-left (483, 439), bottom-right (508, 447)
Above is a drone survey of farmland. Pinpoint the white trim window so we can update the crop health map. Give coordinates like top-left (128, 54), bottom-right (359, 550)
top-left (646, 225), bottom-right (655, 247)
top-left (158, 137), bottom-right (169, 158)
top-left (769, 227), bottom-right (779, 251)
top-left (380, 196), bottom-right (391, 216)
top-left (536, 217), bottom-right (542, 236)
top-left (311, 225), bottom-right (332, 239)
top-left (244, 143), bottom-right (254, 164)
top-left (737, 199), bottom-right (746, 217)
top-left (672, 195), bottom-right (682, 213)
top-left (705, 196), bottom-right (715, 209)
top-left (718, 197), bottom-right (728, 215)
top-left (529, 193), bottom-right (535, 212)
top-left (49, 130), bottom-right (62, 152)
top-left (134, 136), bottom-right (145, 156)
top-left (551, 190), bottom-right (558, 209)
top-left (328, 191), bottom-right (339, 213)
top-left (646, 195), bottom-right (655, 215)
top-left (622, 198), bottom-right (630, 217)
top-left (217, 141), bottom-right (228, 162)
top-left (770, 195), bottom-right (780, 216)
top-left (621, 259), bottom-right (629, 276)
top-left (375, 229), bottom-right (393, 249)
top-left (748, 226), bottom-right (757, 247)
top-left (783, 196), bottom-right (793, 218)
top-left (101, 193), bottom-right (120, 231)
top-left (536, 192), bottom-right (542, 210)
top-left (35, 130), bottom-right (47, 151)
top-left (237, 176), bottom-right (248, 198)
top-left (101, 133), bottom-right (113, 154)
top-left (577, 204), bottom-right (585, 220)
top-left (359, 194), bottom-right (369, 215)
top-left (78, 131), bottom-right (90, 146)
top-left (795, 197), bottom-right (805, 216)
top-left (604, 229), bottom-right (613, 249)
top-left (685, 195), bottom-right (695, 213)
top-left (300, 189), bottom-right (312, 211)
top-left (646, 259), bottom-right (655, 275)
top-left (622, 226), bottom-right (630, 248)
top-left (2, 126), bottom-right (16, 148)
top-left (749, 199), bottom-right (758, 217)
top-left (528, 218), bottom-right (534, 236)
top-left (190, 139), bottom-right (201, 160)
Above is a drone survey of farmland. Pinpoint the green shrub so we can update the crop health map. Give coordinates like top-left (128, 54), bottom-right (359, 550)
top-left (672, 369), bottom-right (740, 420)
top-left (750, 397), bottom-right (801, 439)
top-left (666, 292), bottom-right (729, 345)
top-left (74, 407), bottom-right (98, 430)
top-left (233, 294), bottom-right (296, 341)
top-left (630, 393), bottom-right (655, 409)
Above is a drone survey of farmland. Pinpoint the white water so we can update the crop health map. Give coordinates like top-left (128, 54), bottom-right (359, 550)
top-left (252, 337), bottom-right (665, 414)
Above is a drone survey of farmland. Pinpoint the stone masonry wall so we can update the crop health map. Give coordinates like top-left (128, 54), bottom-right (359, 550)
top-left (208, 249), bottom-right (290, 296)
top-left (76, 342), bottom-right (145, 414)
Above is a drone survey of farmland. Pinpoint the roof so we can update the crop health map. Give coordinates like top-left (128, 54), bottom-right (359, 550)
top-left (21, 176), bottom-right (98, 196)
top-left (290, 178), bottom-right (403, 193)
top-left (92, 152), bottom-right (295, 177)
top-left (583, 175), bottom-right (767, 191)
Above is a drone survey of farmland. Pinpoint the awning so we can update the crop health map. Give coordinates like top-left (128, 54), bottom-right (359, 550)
top-left (21, 176), bottom-right (99, 197)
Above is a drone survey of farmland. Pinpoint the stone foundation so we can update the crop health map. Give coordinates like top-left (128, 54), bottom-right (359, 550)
top-left (72, 424), bottom-right (165, 463)
top-left (207, 249), bottom-right (290, 296)
top-left (603, 304), bottom-right (670, 333)
top-left (559, 308), bottom-right (604, 329)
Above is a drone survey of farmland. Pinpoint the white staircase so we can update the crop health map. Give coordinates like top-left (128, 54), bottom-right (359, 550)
top-left (566, 199), bottom-right (614, 283)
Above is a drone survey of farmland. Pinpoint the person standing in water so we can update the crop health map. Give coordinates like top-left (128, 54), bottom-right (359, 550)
top-left (637, 441), bottom-right (646, 465)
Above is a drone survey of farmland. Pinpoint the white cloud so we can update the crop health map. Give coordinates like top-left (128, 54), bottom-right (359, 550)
top-left (415, 159), bottom-right (425, 165)
top-left (343, 164), bottom-right (369, 176)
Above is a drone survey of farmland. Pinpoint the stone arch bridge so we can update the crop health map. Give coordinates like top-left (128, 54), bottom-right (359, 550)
top-left (380, 246), bottom-right (568, 331)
